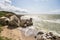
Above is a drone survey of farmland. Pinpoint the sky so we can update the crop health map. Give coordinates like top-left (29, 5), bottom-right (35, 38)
top-left (0, 0), bottom-right (28, 14)
top-left (0, 0), bottom-right (60, 14)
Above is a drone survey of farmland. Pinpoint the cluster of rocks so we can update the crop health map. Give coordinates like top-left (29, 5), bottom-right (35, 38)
top-left (34, 31), bottom-right (60, 40)
top-left (0, 14), bottom-right (33, 29)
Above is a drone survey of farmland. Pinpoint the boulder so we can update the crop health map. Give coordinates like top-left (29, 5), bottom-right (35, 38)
top-left (0, 16), bottom-right (9, 26)
top-left (20, 18), bottom-right (33, 28)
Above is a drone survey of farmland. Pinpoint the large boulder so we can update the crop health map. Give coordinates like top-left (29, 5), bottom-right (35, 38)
top-left (8, 15), bottom-right (20, 26)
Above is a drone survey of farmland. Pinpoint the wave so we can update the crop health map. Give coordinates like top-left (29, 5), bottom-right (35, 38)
top-left (19, 15), bottom-right (60, 36)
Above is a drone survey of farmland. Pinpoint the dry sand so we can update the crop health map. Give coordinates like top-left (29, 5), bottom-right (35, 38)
top-left (0, 26), bottom-right (36, 40)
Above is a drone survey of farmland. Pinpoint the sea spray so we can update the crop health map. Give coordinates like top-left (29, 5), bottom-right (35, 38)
top-left (18, 26), bottom-right (37, 36)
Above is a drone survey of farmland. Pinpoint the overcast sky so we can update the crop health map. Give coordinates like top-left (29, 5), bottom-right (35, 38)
top-left (0, 0), bottom-right (60, 14)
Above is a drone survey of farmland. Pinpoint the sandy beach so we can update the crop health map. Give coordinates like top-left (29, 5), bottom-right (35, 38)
top-left (0, 26), bottom-right (36, 40)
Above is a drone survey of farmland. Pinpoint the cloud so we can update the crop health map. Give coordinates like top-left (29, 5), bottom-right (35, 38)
top-left (5, 0), bottom-right (11, 3)
top-left (0, 0), bottom-right (28, 14)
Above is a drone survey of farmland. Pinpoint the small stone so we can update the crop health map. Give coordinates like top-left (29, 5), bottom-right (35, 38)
top-left (37, 31), bottom-right (44, 35)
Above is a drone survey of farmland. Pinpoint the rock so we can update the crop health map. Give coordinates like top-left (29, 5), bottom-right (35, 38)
top-left (9, 15), bottom-right (20, 26)
top-left (49, 32), bottom-right (53, 36)
top-left (20, 18), bottom-right (33, 28)
top-left (37, 31), bottom-right (44, 35)
top-left (0, 16), bottom-right (9, 26)
top-left (34, 30), bottom-right (47, 40)
top-left (7, 15), bottom-right (33, 28)
top-left (0, 15), bottom-right (33, 29)
top-left (6, 15), bottom-right (21, 29)
top-left (35, 34), bottom-right (47, 40)
top-left (34, 31), bottom-right (60, 40)
top-left (0, 15), bottom-right (21, 29)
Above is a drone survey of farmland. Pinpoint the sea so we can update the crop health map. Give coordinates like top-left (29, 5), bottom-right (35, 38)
top-left (19, 14), bottom-right (60, 36)
top-left (33, 14), bottom-right (60, 34)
